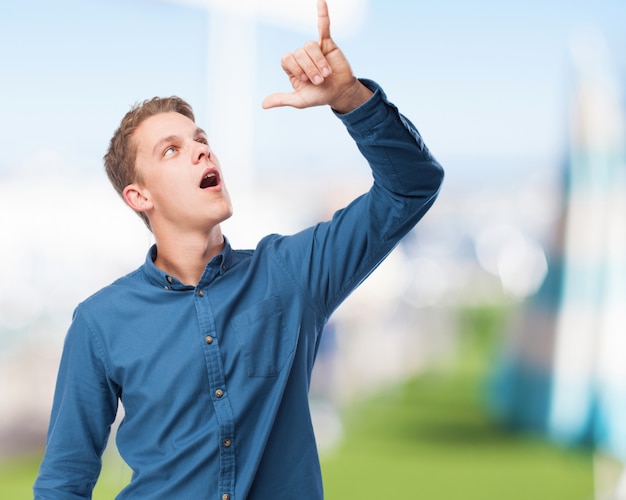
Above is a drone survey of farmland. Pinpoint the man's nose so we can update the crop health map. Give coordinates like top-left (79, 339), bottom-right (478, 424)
top-left (194, 143), bottom-right (211, 163)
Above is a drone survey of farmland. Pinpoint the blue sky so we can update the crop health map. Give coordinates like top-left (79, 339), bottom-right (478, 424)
top-left (0, 0), bottom-right (625, 430)
top-left (0, 0), bottom-right (624, 188)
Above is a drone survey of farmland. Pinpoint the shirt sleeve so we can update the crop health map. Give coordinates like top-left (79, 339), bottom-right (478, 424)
top-left (34, 307), bottom-right (119, 499)
top-left (270, 79), bottom-right (444, 319)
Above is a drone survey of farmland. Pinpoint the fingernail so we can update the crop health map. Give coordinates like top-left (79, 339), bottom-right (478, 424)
top-left (313, 75), bottom-right (323, 84)
top-left (322, 67), bottom-right (331, 77)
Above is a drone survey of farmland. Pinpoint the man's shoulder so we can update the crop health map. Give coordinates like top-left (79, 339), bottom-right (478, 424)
top-left (78, 266), bottom-right (146, 310)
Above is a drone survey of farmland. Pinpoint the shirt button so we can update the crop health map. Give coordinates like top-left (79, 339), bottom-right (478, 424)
top-left (215, 389), bottom-right (224, 398)
top-left (198, 289), bottom-right (204, 297)
top-left (205, 336), bottom-right (213, 344)
top-left (223, 438), bottom-right (232, 447)
top-left (222, 494), bottom-right (231, 500)
top-left (166, 275), bottom-right (174, 284)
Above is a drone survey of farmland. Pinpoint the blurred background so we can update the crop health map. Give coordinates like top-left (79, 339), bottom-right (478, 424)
top-left (1, 0), bottom-right (625, 498)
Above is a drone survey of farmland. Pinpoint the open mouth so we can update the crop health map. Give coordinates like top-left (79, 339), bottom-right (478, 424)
top-left (200, 171), bottom-right (219, 189)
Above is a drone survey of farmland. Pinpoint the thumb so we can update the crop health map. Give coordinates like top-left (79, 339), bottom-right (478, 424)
top-left (262, 92), bottom-right (294, 110)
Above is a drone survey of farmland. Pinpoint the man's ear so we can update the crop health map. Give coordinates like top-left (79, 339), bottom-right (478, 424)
top-left (123, 183), bottom-right (153, 214)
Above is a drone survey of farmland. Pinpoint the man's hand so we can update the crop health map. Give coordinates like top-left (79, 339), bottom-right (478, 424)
top-left (262, 0), bottom-right (373, 114)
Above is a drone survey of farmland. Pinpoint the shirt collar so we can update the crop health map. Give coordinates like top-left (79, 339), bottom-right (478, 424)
top-left (143, 237), bottom-right (234, 290)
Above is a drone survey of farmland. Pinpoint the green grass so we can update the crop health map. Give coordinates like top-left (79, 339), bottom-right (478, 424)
top-left (321, 304), bottom-right (593, 499)
top-left (320, 373), bottom-right (592, 499)
top-left (0, 456), bottom-right (40, 500)
top-left (1, 305), bottom-right (594, 499)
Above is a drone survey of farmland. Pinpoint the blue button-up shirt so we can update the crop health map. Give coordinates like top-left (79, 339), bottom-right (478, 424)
top-left (34, 80), bottom-right (443, 499)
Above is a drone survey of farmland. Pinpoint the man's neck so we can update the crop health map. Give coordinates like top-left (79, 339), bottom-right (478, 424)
top-left (152, 225), bottom-right (225, 287)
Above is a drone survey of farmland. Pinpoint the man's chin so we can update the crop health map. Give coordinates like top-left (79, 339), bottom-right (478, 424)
top-left (215, 208), bottom-right (234, 226)
top-left (224, 206), bottom-right (234, 221)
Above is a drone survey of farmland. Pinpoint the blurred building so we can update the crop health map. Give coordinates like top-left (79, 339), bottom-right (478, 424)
top-left (488, 30), bottom-right (626, 499)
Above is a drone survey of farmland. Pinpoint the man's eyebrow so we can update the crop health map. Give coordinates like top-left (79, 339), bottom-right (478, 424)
top-left (152, 135), bottom-right (181, 156)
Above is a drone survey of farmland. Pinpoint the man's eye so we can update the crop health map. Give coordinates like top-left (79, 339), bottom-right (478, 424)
top-left (164, 146), bottom-right (176, 156)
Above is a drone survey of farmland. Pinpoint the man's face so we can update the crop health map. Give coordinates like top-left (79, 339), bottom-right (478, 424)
top-left (131, 112), bottom-right (233, 232)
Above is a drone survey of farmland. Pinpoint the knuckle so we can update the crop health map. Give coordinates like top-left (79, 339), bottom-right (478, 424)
top-left (293, 47), bottom-right (307, 59)
top-left (304, 40), bottom-right (319, 52)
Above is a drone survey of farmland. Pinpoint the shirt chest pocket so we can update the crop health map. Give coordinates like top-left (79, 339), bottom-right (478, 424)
top-left (231, 295), bottom-right (295, 377)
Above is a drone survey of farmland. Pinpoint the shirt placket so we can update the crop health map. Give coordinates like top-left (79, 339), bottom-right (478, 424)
top-left (195, 277), bottom-right (236, 500)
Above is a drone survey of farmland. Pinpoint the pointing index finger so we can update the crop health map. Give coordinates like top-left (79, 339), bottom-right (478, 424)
top-left (317, 0), bottom-right (331, 43)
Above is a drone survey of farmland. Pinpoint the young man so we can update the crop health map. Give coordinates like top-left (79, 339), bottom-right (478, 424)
top-left (34, 1), bottom-right (444, 498)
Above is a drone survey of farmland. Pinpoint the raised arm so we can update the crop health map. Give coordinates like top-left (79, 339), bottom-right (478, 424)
top-left (261, 0), bottom-right (373, 114)
top-left (261, 0), bottom-right (443, 317)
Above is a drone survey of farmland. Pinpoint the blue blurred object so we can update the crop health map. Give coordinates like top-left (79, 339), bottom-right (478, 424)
top-left (490, 30), bottom-right (626, 465)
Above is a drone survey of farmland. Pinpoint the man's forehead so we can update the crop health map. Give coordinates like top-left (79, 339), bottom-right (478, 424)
top-left (138, 112), bottom-right (197, 136)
